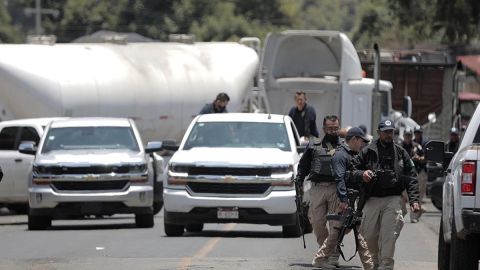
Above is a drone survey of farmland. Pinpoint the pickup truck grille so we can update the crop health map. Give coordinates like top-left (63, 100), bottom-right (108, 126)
top-left (188, 167), bottom-right (271, 176)
top-left (187, 182), bottom-right (270, 194)
top-left (51, 180), bottom-right (129, 191)
top-left (47, 166), bottom-right (130, 175)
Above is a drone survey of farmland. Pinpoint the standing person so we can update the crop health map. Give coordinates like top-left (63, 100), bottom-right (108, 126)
top-left (352, 119), bottom-right (420, 270)
top-left (413, 126), bottom-right (427, 204)
top-left (400, 128), bottom-right (423, 222)
top-left (295, 115), bottom-right (340, 267)
top-left (313, 127), bottom-right (374, 269)
top-left (288, 91), bottom-right (319, 141)
top-left (445, 127), bottom-right (460, 153)
top-left (199, 92), bottom-right (230, 114)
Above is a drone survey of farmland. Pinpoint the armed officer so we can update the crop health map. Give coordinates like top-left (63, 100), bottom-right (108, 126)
top-left (313, 127), bottom-right (374, 269)
top-left (352, 119), bottom-right (420, 270)
top-left (295, 115), bottom-right (341, 268)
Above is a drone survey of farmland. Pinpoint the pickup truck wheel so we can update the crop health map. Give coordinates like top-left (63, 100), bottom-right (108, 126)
top-left (282, 218), bottom-right (302, 238)
top-left (449, 221), bottom-right (478, 270)
top-left (153, 202), bottom-right (163, 215)
top-left (438, 218), bottom-right (450, 270)
top-left (164, 222), bottom-right (184, 236)
top-left (135, 213), bottom-right (154, 228)
top-left (186, 223), bottom-right (204, 232)
top-left (8, 204), bottom-right (28, 214)
top-left (28, 215), bottom-right (51, 230)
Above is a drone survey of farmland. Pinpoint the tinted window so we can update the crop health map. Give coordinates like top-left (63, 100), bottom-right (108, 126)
top-left (184, 122), bottom-right (291, 151)
top-left (0, 127), bottom-right (19, 150)
top-left (42, 126), bottom-right (139, 153)
top-left (20, 127), bottom-right (40, 145)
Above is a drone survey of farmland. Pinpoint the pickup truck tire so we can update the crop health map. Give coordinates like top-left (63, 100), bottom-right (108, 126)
top-left (438, 218), bottom-right (450, 270)
top-left (282, 218), bottom-right (302, 238)
top-left (135, 213), bottom-right (154, 228)
top-left (449, 221), bottom-right (478, 270)
top-left (8, 204), bottom-right (28, 214)
top-left (186, 223), bottom-right (204, 232)
top-left (153, 202), bottom-right (163, 215)
top-left (164, 222), bottom-right (185, 236)
top-left (28, 215), bottom-right (51, 230)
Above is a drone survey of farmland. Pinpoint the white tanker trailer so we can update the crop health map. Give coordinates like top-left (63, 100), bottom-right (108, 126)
top-left (0, 41), bottom-right (259, 142)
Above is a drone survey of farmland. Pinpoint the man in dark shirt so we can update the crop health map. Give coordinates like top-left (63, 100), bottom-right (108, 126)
top-left (288, 91), bottom-right (319, 139)
top-left (445, 127), bottom-right (460, 153)
top-left (313, 127), bottom-right (373, 269)
top-left (199, 92), bottom-right (230, 114)
top-left (352, 119), bottom-right (420, 270)
top-left (400, 127), bottom-right (424, 222)
top-left (413, 126), bottom-right (427, 205)
top-left (295, 115), bottom-right (340, 268)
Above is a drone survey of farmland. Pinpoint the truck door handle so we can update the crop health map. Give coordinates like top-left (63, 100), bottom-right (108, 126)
top-left (14, 158), bottom-right (22, 162)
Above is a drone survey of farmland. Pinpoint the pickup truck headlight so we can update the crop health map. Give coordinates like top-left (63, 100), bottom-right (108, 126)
top-left (271, 165), bottom-right (294, 175)
top-left (169, 163), bottom-right (190, 173)
top-left (129, 164), bottom-right (147, 173)
top-left (32, 165), bottom-right (49, 174)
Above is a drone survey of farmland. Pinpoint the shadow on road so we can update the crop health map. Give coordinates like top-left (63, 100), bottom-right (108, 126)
top-left (289, 262), bottom-right (362, 269)
top-left (182, 229), bottom-right (288, 238)
top-left (37, 223), bottom-right (138, 231)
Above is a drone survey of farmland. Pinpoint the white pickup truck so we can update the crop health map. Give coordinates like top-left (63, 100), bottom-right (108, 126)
top-left (163, 113), bottom-right (305, 237)
top-left (427, 103), bottom-right (480, 270)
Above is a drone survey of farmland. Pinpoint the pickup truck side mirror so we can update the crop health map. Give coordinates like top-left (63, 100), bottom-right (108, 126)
top-left (162, 139), bottom-right (179, 151)
top-left (425, 140), bottom-right (445, 164)
top-left (145, 141), bottom-right (163, 153)
top-left (18, 141), bottom-right (37, 155)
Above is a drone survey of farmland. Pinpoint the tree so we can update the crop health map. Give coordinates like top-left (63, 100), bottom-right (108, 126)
top-left (0, 1), bottom-right (21, 43)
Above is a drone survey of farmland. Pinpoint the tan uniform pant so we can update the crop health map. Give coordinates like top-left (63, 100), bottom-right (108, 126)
top-left (360, 196), bottom-right (405, 270)
top-left (313, 219), bottom-right (375, 270)
top-left (308, 182), bottom-right (338, 247)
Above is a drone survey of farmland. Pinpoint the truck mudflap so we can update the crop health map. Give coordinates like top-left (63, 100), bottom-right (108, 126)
top-left (462, 209), bottom-right (480, 233)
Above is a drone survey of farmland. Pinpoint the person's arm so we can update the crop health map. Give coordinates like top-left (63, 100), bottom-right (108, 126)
top-left (351, 148), bottom-right (369, 181)
top-left (199, 104), bottom-right (210, 114)
top-left (332, 152), bottom-right (348, 203)
top-left (307, 106), bottom-right (319, 138)
top-left (295, 143), bottom-right (313, 183)
top-left (401, 147), bottom-right (420, 206)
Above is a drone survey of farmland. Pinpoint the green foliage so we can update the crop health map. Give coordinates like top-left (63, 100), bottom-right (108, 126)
top-left (2, 0), bottom-right (480, 47)
top-left (0, 2), bottom-right (21, 43)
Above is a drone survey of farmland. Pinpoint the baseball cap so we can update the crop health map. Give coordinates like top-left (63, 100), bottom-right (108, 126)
top-left (378, 119), bottom-right (395, 131)
top-left (414, 126), bottom-right (423, 133)
top-left (347, 127), bottom-right (370, 142)
top-left (404, 127), bottom-right (413, 135)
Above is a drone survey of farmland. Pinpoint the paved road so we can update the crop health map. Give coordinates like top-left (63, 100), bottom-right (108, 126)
top-left (0, 201), bottom-right (441, 270)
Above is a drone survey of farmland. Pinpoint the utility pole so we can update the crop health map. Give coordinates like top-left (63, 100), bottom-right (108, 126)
top-left (24, 0), bottom-right (59, 35)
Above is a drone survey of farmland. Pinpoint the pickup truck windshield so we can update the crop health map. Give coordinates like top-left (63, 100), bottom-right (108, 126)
top-left (41, 126), bottom-right (139, 153)
top-left (184, 122), bottom-right (291, 151)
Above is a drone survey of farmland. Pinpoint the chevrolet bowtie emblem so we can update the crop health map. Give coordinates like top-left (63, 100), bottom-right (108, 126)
top-left (85, 174), bottom-right (97, 181)
top-left (223, 175), bottom-right (235, 182)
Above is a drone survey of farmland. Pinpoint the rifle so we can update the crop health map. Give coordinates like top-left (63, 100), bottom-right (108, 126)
top-left (327, 170), bottom-right (381, 261)
top-left (327, 188), bottom-right (362, 261)
top-left (294, 178), bottom-right (307, 248)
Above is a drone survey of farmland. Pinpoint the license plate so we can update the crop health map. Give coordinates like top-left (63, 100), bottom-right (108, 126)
top-left (217, 207), bottom-right (239, 219)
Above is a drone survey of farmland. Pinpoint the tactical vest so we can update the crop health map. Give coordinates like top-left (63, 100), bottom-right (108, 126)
top-left (307, 141), bottom-right (336, 182)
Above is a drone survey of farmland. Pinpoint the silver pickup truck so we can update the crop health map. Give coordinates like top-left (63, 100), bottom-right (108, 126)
top-left (20, 117), bottom-right (163, 230)
top-left (427, 103), bottom-right (480, 270)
